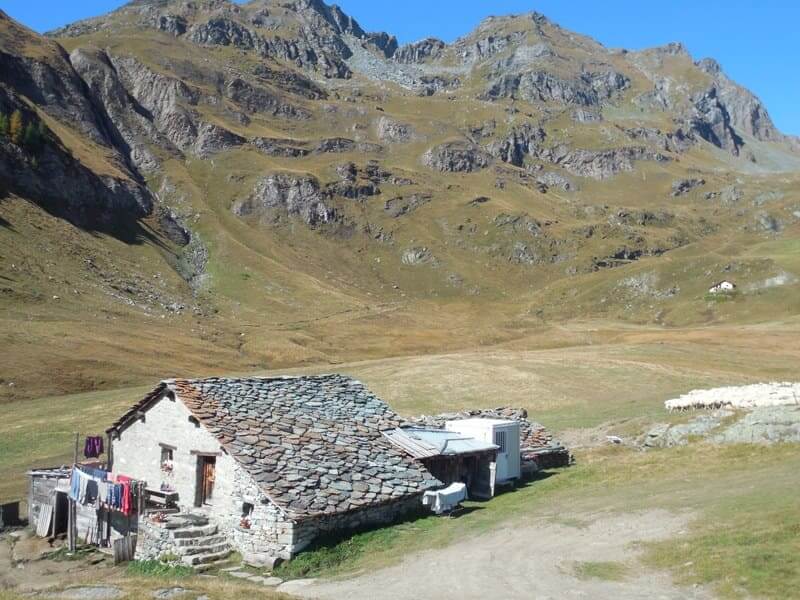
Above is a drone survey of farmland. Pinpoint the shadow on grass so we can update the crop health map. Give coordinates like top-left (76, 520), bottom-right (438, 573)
top-left (276, 471), bottom-right (565, 580)
top-left (446, 505), bottom-right (485, 519)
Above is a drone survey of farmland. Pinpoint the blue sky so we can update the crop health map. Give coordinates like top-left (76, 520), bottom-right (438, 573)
top-left (3, 0), bottom-right (798, 135)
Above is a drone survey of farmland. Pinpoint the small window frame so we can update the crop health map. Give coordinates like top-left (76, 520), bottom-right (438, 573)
top-left (160, 446), bottom-right (174, 463)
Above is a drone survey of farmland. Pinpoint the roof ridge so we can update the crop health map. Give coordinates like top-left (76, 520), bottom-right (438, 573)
top-left (163, 373), bottom-right (354, 385)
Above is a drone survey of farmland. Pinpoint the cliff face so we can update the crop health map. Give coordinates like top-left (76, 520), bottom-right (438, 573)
top-left (0, 10), bottom-right (152, 231)
top-left (1, 1), bottom-right (796, 249)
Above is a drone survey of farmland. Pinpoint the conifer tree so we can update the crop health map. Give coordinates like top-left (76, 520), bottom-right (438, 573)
top-left (37, 119), bottom-right (48, 141)
top-left (9, 110), bottom-right (23, 145)
top-left (23, 122), bottom-right (38, 150)
top-left (0, 113), bottom-right (8, 137)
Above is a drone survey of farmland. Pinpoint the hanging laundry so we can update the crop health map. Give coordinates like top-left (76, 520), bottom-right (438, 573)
top-left (68, 466), bottom-right (105, 504)
top-left (69, 465), bottom-right (140, 515)
top-left (117, 475), bottom-right (132, 515)
top-left (83, 436), bottom-right (104, 459)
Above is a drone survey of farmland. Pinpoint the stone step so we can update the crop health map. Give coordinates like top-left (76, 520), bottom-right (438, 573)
top-left (181, 548), bottom-right (233, 566)
top-left (171, 524), bottom-right (218, 539)
top-left (164, 514), bottom-right (209, 529)
top-left (174, 535), bottom-right (227, 548)
top-left (178, 542), bottom-right (230, 557)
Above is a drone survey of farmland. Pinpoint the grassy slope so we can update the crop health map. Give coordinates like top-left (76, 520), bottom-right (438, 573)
top-left (3, 319), bottom-right (799, 501)
top-left (273, 443), bottom-right (800, 600)
top-left (2, 11), bottom-right (800, 405)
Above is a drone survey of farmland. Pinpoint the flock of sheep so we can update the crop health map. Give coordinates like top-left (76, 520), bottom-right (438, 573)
top-left (665, 382), bottom-right (800, 411)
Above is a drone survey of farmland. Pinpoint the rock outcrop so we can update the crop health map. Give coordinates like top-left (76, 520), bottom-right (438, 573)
top-left (422, 142), bottom-right (492, 172)
top-left (487, 124), bottom-right (546, 167)
top-left (69, 47), bottom-right (163, 171)
top-left (687, 87), bottom-right (743, 155)
top-left (233, 173), bottom-right (336, 227)
top-left (696, 58), bottom-right (781, 142)
top-left (401, 247), bottom-right (437, 266)
top-left (671, 178), bottom-right (705, 197)
top-left (539, 145), bottom-right (669, 179)
top-left (376, 117), bottom-right (414, 143)
top-left (485, 70), bottom-right (629, 106)
top-left (384, 193), bottom-right (432, 218)
top-left (643, 405), bottom-right (800, 447)
top-left (0, 133), bottom-right (152, 230)
top-left (0, 13), bottom-right (153, 230)
top-left (393, 38), bottom-right (445, 63)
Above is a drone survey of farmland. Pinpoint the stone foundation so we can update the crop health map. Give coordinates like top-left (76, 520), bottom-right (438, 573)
top-left (291, 494), bottom-right (424, 556)
top-left (135, 518), bottom-right (177, 561)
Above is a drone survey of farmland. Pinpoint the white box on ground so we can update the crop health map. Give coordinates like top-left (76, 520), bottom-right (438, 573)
top-left (445, 418), bottom-right (520, 482)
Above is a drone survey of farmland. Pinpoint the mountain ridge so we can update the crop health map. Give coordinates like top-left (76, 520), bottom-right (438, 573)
top-left (0, 1), bottom-right (798, 403)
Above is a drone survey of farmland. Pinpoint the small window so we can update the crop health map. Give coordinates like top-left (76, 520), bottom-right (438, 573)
top-left (494, 430), bottom-right (507, 454)
top-left (160, 447), bottom-right (173, 463)
top-left (242, 502), bottom-right (254, 517)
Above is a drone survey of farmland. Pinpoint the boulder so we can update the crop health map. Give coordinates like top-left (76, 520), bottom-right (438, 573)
top-left (671, 178), bottom-right (705, 197)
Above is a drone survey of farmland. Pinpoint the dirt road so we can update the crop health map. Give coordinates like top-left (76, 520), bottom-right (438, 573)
top-left (279, 510), bottom-right (712, 600)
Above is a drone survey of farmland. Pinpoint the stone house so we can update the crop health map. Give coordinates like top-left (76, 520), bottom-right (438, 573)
top-left (107, 375), bottom-right (440, 565)
top-left (708, 280), bottom-right (736, 293)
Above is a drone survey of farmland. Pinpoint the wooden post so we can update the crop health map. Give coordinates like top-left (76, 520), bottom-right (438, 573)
top-left (68, 432), bottom-right (79, 552)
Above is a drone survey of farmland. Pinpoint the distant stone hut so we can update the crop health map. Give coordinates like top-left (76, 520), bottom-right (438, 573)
top-left (708, 280), bottom-right (736, 294)
top-left (107, 375), bottom-right (440, 565)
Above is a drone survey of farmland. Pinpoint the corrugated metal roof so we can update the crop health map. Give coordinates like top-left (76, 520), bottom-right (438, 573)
top-left (383, 427), bottom-right (498, 459)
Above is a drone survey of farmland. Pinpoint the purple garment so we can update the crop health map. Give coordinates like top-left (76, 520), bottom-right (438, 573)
top-left (84, 436), bottom-right (104, 458)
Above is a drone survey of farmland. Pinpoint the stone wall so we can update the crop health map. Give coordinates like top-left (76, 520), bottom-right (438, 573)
top-left (291, 494), bottom-right (424, 556)
top-left (135, 518), bottom-right (175, 561)
top-left (112, 392), bottom-right (238, 523)
top-left (115, 392), bottom-right (427, 564)
top-left (229, 491), bottom-right (424, 563)
top-left (227, 462), bottom-right (295, 564)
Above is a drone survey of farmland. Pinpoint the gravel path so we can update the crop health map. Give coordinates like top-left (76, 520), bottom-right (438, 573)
top-left (280, 510), bottom-right (712, 600)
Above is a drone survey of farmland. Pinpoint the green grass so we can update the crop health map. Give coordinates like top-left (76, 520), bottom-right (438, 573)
top-left (43, 545), bottom-right (97, 562)
top-left (646, 489), bottom-right (800, 599)
top-left (0, 384), bottom-right (150, 501)
top-left (126, 559), bottom-right (194, 578)
top-left (574, 561), bottom-right (629, 581)
top-left (273, 442), bottom-right (800, 600)
top-left (704, 291), bottom-right (737, 303)
top-left (275, 525), bottom-right (407, 579)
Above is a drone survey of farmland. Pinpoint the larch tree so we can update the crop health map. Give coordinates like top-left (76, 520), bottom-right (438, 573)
top-left (9, 110), bottom-right (24, 145)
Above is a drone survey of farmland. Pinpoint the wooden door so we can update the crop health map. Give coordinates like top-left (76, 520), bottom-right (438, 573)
top-left (201, 457), bottom-right (216, 504)
top-left (195, 456), bottom-right (216, 507)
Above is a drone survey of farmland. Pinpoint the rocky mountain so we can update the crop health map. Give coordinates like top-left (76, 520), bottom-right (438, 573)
top-left (1, 1), bottom-right (799, 401)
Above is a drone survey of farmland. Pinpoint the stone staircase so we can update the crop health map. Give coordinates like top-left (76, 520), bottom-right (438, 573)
top-left (163, 514), bottom-right (232, 571)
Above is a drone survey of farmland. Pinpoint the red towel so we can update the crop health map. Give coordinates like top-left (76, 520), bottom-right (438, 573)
top-left (117, 475), bottom-right (132, 515)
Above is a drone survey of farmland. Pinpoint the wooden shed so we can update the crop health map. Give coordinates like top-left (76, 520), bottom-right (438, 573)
top-left (383, 428), bottom-right (498, 498)
top-left (27, 467), bottom-right (72, 537)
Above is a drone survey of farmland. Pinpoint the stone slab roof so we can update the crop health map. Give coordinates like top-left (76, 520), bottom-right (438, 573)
top-left (112, 375), bottom-right (440, 520)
